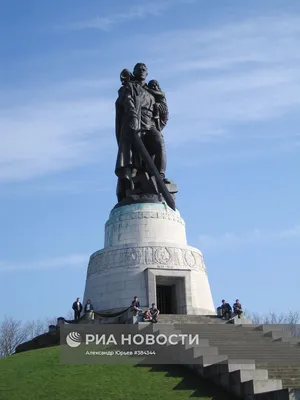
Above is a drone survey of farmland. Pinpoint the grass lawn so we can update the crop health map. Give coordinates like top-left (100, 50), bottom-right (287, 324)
top-left (0, 346), bottom-right (234, 400)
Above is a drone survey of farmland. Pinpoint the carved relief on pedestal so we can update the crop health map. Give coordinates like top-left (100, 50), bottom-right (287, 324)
top-left (87, 246), bottom-right (206, 277)
top-left (154, 247), bottom-right (171, 264)
top-left (125, 248), bottom-right (141, 265)
top-left (184, 250), bottom-right (196, 267)
top-left (106, 209), bottom-right (185, 228)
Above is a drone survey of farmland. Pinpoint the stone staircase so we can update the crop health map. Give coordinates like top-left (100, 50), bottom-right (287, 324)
top-left (139, 316), bottom-right (300, 399)
top-left (256, 366), bottom-right (300, 389)
top-left (155, 314), bottom-right (224, 324)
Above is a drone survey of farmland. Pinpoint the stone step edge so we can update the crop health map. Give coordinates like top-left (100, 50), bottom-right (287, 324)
top-left (169, 327), bottom-right (286, 398)
top-left (143, 323), bottom-right (296, 398)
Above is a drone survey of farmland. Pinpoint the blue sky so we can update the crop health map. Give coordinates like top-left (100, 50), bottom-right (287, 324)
top-left (0, 0), bottom-right (299, 322)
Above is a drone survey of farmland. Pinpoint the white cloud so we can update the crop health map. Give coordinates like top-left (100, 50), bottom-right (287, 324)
top-left (1, 14), bottom-right (300, 182)
top-left (147, 15), bottom-right (300, 144)
top-left (179, 139), bottom-right (300, 167)
top-left (198, 225), bottom-right (300, 252)
top-left (0, 254), bottom-right (89, 272)
top-left (65, 0), bottom-right (187, 31)
top-left (0, 93), bottom-right (115, 182)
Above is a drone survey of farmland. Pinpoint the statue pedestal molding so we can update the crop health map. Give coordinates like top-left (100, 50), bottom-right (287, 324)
top-left (83, 203), bottom-right (215, 315)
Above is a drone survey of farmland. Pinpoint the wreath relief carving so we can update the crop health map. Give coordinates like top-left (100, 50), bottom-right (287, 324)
top-left (184, 250), bottom-right (196, 267)
top-left (87, 246), bottom-right (205, 277)
top-left (155, 247), bottom-right (171, 264)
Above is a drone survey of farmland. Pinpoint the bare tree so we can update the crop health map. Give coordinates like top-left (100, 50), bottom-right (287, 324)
top-left (66, 310), bottom-right (74, 321)
top-left (24, 319), bottom-right (47, 340)
top-left (264, 312), bottom-right (286, 324)
top-left (247, 312), bottom-right (262, 324)
top-left (0, 316), bottom-right (29, 357)
top-left (0, 310), bottom-right (81, 357)
top-left (45, 316), bottom-right (58, 327)
top-left (284, 311), bottom-right (300, 337)
top-left (247, 311), bottom-right (300, 337)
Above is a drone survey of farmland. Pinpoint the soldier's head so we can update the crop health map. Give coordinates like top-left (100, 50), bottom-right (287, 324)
top-left (133, 63), bottom-right (148, 82)
top-left (148, 79), bottom-right (161, 91)
top-left (120, 69), bottom-right (132, 84)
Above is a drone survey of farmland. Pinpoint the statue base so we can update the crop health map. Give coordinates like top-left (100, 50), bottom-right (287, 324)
top-left (114, 180), bottom-right (178, 209)
top-left (114, 193), bottom-right (163, 209)
top-left (83, 203), bottom-right (215, 315)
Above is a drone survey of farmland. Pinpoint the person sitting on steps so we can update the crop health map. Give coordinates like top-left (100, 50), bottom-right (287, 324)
top-left (220, 299), bottom-right (232, 320)
top-left (233, 299), bottom-right (243, 318)
top-left (150, 303), bottom-right (160, 323)
top-left (143, 309), bottom-right (152, 322)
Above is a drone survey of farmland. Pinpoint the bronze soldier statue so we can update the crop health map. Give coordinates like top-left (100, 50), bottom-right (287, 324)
top-left (147, 79), bottom-right (169, 131)
top-left (115, 63), bottom-right (170, 203)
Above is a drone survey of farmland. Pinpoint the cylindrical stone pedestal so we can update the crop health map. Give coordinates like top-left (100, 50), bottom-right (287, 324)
top-left (83, 203), bottom-right (215, 315)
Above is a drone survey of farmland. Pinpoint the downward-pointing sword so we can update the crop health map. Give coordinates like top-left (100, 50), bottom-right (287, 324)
top-left (132, 129), bottom-right (176, 211)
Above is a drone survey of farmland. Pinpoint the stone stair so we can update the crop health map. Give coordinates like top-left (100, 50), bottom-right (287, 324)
top-left (157, 314), bottom-right (224, 324)
top-left (140, 318), bottom-right (300, 399)
top-left (256, 365), bottom-right (300, 388)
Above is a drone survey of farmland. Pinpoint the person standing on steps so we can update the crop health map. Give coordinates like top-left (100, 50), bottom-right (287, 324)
top-left (84, 299), bottom-right (94, 313)
top-left (131, 296), bottom-right (142, 315)
top-left (72, 297), bottom-right (83, 321)
top-left (84, 299), bottom-right (94, 321)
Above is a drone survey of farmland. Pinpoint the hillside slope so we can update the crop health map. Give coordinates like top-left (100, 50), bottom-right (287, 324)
top-left (0, 346), bottom-right (234, 400)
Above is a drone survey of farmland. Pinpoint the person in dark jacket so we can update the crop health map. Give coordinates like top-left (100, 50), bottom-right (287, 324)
top-left (233, 299), bottom-right (243, 318)
top-left (221, 299), bottom-right (232, 320)
top-left (72, 297), bottom-right (83, 320)
top-left (131, 296), bottom-right (142, 315)
top-left (149, 303), bottom-right (160, 323)
top-left (84, 299), bottom-right (94, 313)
